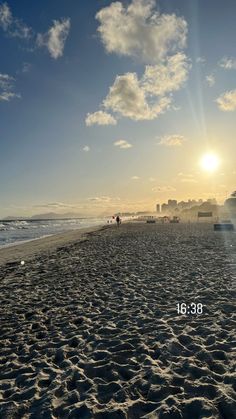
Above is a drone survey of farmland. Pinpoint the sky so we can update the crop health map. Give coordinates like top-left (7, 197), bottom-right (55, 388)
top-left (0, 0), bottom-right (236, 217)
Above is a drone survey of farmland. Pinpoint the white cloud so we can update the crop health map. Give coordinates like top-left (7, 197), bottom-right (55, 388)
top-left (206, 74), bottom-right (215, 87)
top-left (104, 72), bottom-right (154, 120)
top-left (149, 177), bottom-right (155, 182)
top-left (87, 0), bottom-right (190, 124)
top-left (158, 134), bottom-right (186, 146)
top-left (180, 178), bottom-right (198, 183)
top-left (9, 20), bottom-right (31, 39)
top-left (142, 53), bottom-right (190, 96)
top-left (37, 18), bottom-right (70, 59)
top-left (0, 73), bottom-right (20, 101)
top-left (0, 91), bottom-right (20, 101)
top-left (88, 196), bottom-right (120, 203)
top-left (0, 2), bottom-right (11, 30)
top-left (101, 61), bottom-right (188, 121)
top-left (85, 110), bottom-right (117, 126)
top-left (103, 72), bottom-right (172, 121)
top-left (114, 139), bottom-right (133, 149)
top-left (83, 145), bottom-right (90, 152)
top-left (219, 57), bottom-right (236, 70)
top-left (216, 90), bottom-right (236, 111)
top-left (87, 1), bottom-right (190, 124)
top-left (33, 202), bottom-right (76, 210)
top-left (88, 197), bottom-right (110, 202)
top-left (96, 0), bottom-right (187, 63)
top-left (0, 2), bottom-right (31, 39)
top-left (22, 62), bottom-right (31, 73)
top-left (152, 185), bottom-right (176, 192)
top-left (196, 56), bottom-right (206, 64)
top-left (131, 176), bottom-right (140, 180)
top-left (178, 172), bottom-right (194, 178)
top-left (0, 73), bottom-right (13, 89)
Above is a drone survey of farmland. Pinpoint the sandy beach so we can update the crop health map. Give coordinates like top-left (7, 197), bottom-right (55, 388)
top-left (0, 222), bottom-right (235, 418)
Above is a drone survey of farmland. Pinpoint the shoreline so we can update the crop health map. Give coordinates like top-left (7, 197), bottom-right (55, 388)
top-left (0, 224), bottom-right (108, 266)
top-left (0, 220), bottom-right (234, 267)
top-left (0, 233), bottom-right (54, 249)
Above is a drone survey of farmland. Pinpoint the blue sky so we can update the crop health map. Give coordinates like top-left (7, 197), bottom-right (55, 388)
top-left (0, 0), bottom-right (236, 217)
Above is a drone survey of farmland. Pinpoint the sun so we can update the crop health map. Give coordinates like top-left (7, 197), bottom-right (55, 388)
top-left (200, 153), bottom-right (220, 173)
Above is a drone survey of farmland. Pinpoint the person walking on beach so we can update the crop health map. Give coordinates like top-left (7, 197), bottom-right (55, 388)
top-left (116, 215), bottom-right (121, 227)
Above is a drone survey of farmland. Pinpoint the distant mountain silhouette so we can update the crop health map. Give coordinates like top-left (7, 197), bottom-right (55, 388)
top-left (3, 216), bottom-right (27, 220)
top-left (30, 212), bottom-right (82, 219)
top-left (2, 212), bottom-right (86, 221)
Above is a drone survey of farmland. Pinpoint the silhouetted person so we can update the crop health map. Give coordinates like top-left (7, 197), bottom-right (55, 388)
top-left (116, 215), bottom-right (121, 227)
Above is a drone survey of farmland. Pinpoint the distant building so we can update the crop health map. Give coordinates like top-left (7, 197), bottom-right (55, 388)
top-left (160, 197), bottom-right (207, 215)
top-left (178, 201), bottom-right (188, 210)
top-left (168, 199), bottom-right (178, 212)
top-left (207, 198), bottom-right (217, 205)
top-left (156, 204), bottom-right (160, 214)
top-left (225, 191), bottom-right (236, 213)
top-left (161, 203), bottom-right (169, 213)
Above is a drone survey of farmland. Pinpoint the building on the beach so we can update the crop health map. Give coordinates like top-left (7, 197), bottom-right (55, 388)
top-left (224, 191), bottom-right (236, 219)
top-left (156, 204), bottom-right (160, 214)
top-left (161, 203), bottom-right (169, 214)
top-left (225, 191), bottom-right (236, 209)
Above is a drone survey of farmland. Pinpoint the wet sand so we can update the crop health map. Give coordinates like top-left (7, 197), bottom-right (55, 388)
top-left (0, 223), bottom-right (235, 418)
top-left (0, 226), bottom-right (105, 266)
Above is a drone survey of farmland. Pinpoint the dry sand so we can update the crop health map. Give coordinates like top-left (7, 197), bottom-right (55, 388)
top-left (0, 223), bottom-right (235, 418)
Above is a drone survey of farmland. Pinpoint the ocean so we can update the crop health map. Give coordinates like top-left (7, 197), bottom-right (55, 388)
top-left (0, 218), bottom-right (108, 248)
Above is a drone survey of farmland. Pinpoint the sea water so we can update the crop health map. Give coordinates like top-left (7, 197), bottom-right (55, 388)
top-left (0, 218), bottom-right (108, 247)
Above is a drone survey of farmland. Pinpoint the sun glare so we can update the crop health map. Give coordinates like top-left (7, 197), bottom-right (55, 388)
top-left (200, 153), bottom-right (220, 173)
